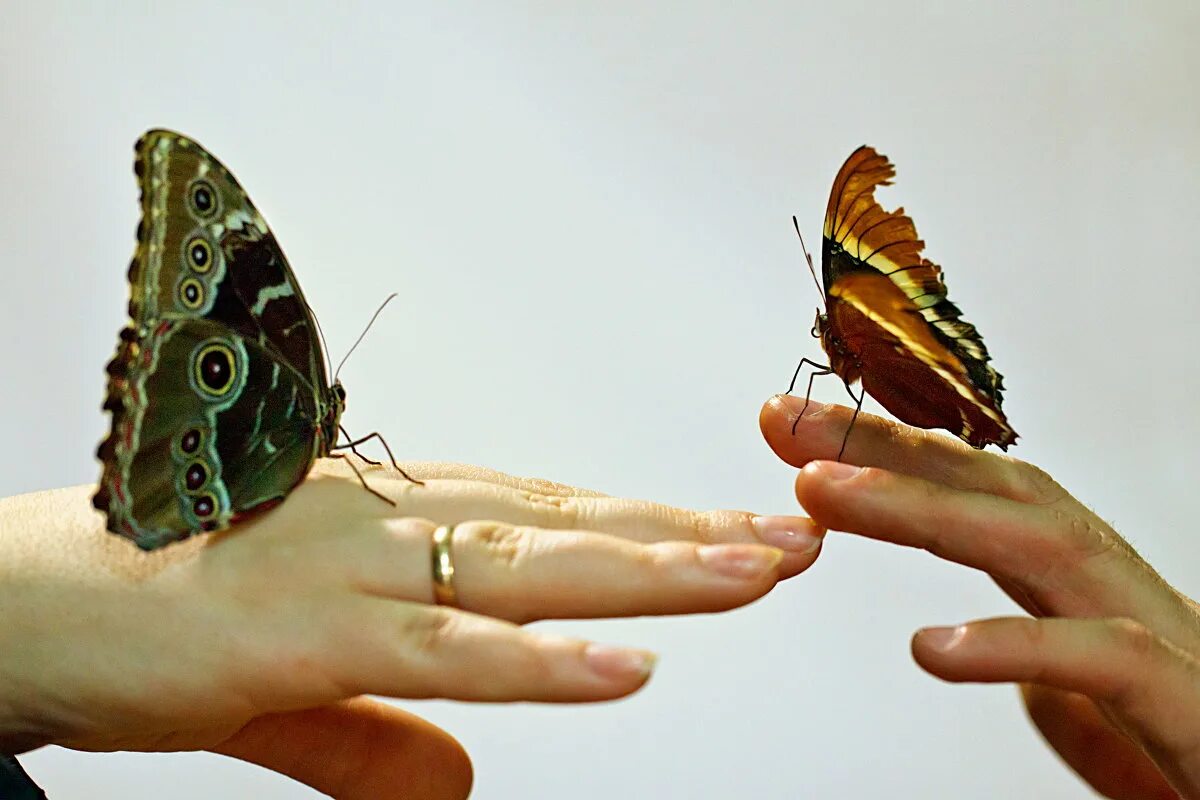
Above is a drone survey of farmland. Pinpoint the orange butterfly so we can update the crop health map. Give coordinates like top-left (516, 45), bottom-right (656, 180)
top-left (789, 146), bottom-right (1017, 456)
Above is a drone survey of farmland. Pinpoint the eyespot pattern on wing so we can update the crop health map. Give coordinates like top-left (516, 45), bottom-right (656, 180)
top-left (95, 130), bottom-right (352, 549)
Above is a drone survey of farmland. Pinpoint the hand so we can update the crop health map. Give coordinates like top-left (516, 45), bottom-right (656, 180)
top-left (0, 459), bottom-right (823, 800)
top-left (762, 395), bottom-right (1200, 800)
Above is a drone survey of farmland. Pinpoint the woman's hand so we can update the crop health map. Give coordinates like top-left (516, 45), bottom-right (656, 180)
top-left (762, 395), bottom-right (1200, 800)
top-left (0, 459), bottom-right (823, 800)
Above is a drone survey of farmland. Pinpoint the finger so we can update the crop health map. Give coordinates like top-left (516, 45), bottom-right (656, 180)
top-left (308, 461), bottom-right (824, 579)
top-left (992, 575), bottom-right (1043, 616)
top-left (1020, 685), bottom-right (1179, 800)
top-left (349, 519), bottom-right (795, 623)
top-left (311, 459), bottom-right (611, 498)
top-left (793, 460), bottom-right (1198, 630)
top-left (793, 460), bottom-right (1076, 583)
top-left (761, 395), bottom-right (1065, 504)
top-left (317, 599), bottom-right (657, 703)
top-left (214, 697), bottom-right (473, 800)
top-left (913, 617), bottom-right (1200, 798)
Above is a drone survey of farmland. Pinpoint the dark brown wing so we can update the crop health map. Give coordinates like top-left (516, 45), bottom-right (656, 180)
top-left (827, 272), bottom-right (1016, 449)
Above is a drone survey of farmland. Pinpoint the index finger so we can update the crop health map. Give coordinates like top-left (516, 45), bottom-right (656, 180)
top-left (310, 459), bottom-right (611, 498)
top-left (301, 463), bottom-right (825, 579)
top-left (760, 395), bottom-right (1064, 505)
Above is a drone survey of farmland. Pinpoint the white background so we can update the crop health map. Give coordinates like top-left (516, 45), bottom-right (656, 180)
top-left (2, 2), bottom-right (1198, 797)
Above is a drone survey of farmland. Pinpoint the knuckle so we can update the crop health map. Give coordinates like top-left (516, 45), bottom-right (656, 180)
top-left (636, 541), bottom-right (672, 574)
top-left (459, 521), bottom-right (535, 571)
top-left (1108, 617), bottom-right (1156, 658)
top-left (877, 415), bottom-right (918, 455)
top-left (879, 416), bottom-right (949, 462)
top-left (381, 516), bottom-right (435, 546)
top-left (519, 491), bottom-right (583, 529)
top-left (1046, 509), bottom-right (1129, 576)
top-left (521, 474), bottom-right (587, 498)
top-left (1015, 618), bottom-right (1048, 650)
top-left (691, 507), bottom-right (759, 544)
top-left (520, 637), bottom-right (558, 683)
top-left (398, 607), bottom-right (458, 659)
top-left (850, 465), bottom-right (924, 506)
top-left (691, 511), bottom-right (718, 544)
top-left (999, 458), bottom-right (1065, 505)
top-left (852, 465), bottom-right (890, 490)
top-left (1096, 618), bottom-right (1160, 706)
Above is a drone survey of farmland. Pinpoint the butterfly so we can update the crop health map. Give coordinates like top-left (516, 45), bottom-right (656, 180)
top-left (788, 145), bottom-right (1017, 455)
top-left (0, 754), bottom-right (46, 799)
top-left (94, 130), bottom-right (416, 551)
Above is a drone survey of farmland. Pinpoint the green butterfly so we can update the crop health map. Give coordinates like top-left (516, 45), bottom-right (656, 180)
top-left (94, 130), bottom-right (413, 551)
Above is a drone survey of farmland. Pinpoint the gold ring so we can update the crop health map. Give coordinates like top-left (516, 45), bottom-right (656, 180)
top-left (430, 524), bottom-right (458, 607)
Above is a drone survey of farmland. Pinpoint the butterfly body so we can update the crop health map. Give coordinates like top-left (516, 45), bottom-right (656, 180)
top-left (95, 130), bottom-right (349, 550)
top-left (806, 146), bottom-right (1017, 450)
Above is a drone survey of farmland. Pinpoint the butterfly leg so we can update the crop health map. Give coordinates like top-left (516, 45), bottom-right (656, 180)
top-left (839, 378), bottom-right (860, 406)
top-left (835, 384), bottom-right (866, 462)
top-left (338, 424), bottom-right (382, 466)
top-left (332, 431), bottom-right (426, 487)
top-left (329, 451), bottom-right (398, 507)
top-left (786, 357), bottom-right (831, 395)
top-left (790, 361), bottom-right (835, 435)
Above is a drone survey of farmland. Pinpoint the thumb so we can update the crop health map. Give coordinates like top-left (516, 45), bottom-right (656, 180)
top-left (212, 697), bottom-right (472, 800)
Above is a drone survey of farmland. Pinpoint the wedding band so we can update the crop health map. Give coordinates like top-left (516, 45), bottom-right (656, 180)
top-left (430, 524), bottom-right (458, 607)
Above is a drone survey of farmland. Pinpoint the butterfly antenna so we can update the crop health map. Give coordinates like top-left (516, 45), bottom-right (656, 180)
top-left (793, 216), bottom-right (824, 308)
top-left (335, 293), bottom-right (398, 381)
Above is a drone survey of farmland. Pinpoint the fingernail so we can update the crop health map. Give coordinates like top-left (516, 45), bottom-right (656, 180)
top-left (917, 625), bottom-right (968, 652)
top-left (697, 544), bottom-right (785, 579)
top-left (751, 516), bottom-right (824, 553)
top-left (585, 644), bottom-right (658, 681)
top-left (805, 460), bottom-right (862, 481)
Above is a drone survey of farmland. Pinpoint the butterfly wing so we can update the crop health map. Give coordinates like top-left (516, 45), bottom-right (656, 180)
top-left (127, 129), bottom-right (330, 383)
top-left (827, 272), bottom-right (1016, 449)
top-left (96, 130), bottom-right (340, 547)
top-left (0, 754), bottom-right (47, 800)
top-left (820, 146), bottom-right (1015, 448)
top-left (94, 318), bottom-right (323, 550)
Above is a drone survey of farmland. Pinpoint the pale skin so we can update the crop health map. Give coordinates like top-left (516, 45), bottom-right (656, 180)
top-left (7, 397), bottom-right (1197, 800)
top-left (0, 459), bottom-right (824, 799)
top-left (762, 393), bottom-right (1200, 800)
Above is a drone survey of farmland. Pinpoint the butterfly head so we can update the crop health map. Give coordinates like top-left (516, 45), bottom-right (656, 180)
top-left (318, 382), bottom-right (347, 455)
top-left (811, 307), bottom-right (828, 341)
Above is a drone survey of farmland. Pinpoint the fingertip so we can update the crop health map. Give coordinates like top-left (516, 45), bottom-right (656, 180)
top-left (749, 514), bottom-right (824, 553)
top-left (401, 716), bottom-right (475, 800)
top-left (791, 462), bottom-right (840, 523)
top-left (582, 643), bottom-right (658, 695)
top-left (696, 543), bottom-right (785, 580)
top-left (760, 395), bottom-right (819, 467)
top-left (778, 543), bottom-right (823, 579)
top-left (912, 625), bottom-right (968, 656)
top-left (910, 620), bottom-right (1043, 685)
top-left (760, 397), bottom-right (789, 459)
top-left (759, 394), bottom-right (791, 435)
top-left (911, 625), bottom-right (974, 682)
